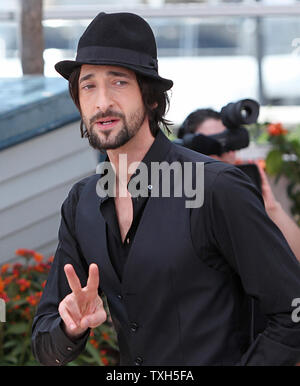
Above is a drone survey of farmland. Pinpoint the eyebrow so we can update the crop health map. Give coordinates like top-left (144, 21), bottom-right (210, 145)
top-left (107, 70), bottom-right (132, 79)
top-left (79, 70), bottom-right (132, 84)
top-left (79, 73), bottom-right (95, 84)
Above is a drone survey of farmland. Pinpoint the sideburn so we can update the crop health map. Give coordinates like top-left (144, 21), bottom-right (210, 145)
top-left (68, 67), bottom-right (88, 138)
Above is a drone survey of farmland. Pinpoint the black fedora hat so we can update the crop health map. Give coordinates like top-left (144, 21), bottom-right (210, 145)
top-left (55, 12), bottom-right (173, 91)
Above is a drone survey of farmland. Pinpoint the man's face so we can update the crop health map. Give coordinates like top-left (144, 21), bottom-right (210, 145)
top-left (195, 118), bottom-right (236, 164)
top-left (78, 64), bottom-right (147, 150)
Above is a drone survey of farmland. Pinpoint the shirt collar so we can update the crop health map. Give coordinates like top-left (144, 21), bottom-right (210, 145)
top-left (96, 129), bottom-right (172, 201)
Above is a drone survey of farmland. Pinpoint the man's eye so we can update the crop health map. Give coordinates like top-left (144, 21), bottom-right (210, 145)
top-left (115, 80), bottom-right (127, 86)
top-left (82, 84), bottom-right (94, 90)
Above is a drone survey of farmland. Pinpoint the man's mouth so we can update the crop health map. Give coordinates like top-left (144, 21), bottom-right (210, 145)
top-left (95, 117), bottom-right (120, 129)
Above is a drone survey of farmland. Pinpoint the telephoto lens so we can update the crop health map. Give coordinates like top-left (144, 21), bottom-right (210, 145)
top-left (220, 99), bottom-right (260, 129)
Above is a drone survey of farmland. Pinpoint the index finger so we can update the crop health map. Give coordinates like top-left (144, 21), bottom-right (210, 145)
top-left (64, 264), bottom-right (82, 295)
top-left (86, 263), bottom-right (99, 293)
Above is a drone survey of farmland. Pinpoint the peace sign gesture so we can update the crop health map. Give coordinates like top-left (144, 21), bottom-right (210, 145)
top-left (58, 263), bottom-right (107, 338)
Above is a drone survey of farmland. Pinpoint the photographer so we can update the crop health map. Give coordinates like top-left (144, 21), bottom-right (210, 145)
top-left (177, 104), bottom-right (300, 262)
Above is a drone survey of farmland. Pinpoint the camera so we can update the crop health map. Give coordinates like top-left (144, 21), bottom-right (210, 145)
top-left (174, 99), bottom-right (261, 191)
top-left (175, 99), bottom-right (259, 155)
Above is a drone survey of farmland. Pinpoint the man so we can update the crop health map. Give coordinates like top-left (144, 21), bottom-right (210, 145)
top-left (32, 12), bottom-right (300, 366)
top-left (179, 108), bottom-right (300, 261)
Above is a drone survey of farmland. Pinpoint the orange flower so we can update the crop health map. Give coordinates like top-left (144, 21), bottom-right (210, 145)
top-left (0, 277), bottom-right (5, 293)
top-left (102, 332), bottom-right (109, 341)
top-left (34, 264), bottom-right (45, 273)
top-left (90, 339), bottom-right (99, 348)
top-left (267, 123), bottom-right (288, 136)
top-left (1, 264), bottom-right (10, 274)
top-left (26, 292), bottom-right (42, 307)
top-left (17, 278), bottom-right (31, 292)
top-left (101, 357), bottom-right (109, 366)
top-left (34, 252), bottom-right (43, 263)
top-left (26, 295), bottom-right (38, 306)
top-left (12, 263), bottom-right (22, 277)
top-left (15, 248), bottom-right (35, 257)
top-left (48, 256), bottom-right (54, 263)
top-left (15, 248), bottom-right (27, 256)
top-left (4, 276), bottom-right (13, 286)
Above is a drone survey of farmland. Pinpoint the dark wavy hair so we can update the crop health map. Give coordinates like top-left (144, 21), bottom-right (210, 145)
top-left (177, 108), bottom-right (221, 139)
top-left (68, 66), bottom-right (172, 138)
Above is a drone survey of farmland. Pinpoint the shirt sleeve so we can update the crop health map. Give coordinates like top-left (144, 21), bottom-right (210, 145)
top-left (31, 180), bottom-right (92, 366)
top-left (208, 165), bottom-right (300, 366)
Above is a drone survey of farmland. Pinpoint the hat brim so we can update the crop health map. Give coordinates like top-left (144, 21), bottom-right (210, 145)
top-left (55, 59), bottom-right (173, 91)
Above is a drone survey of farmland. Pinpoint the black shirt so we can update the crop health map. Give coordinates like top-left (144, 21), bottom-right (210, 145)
top-left (32, 129), bottom-right (300, 366)
top-left (100, 193), bottom-right (148, 282)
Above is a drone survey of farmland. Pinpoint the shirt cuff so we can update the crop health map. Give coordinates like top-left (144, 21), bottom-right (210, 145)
top-left (50, 317), bottom-right (90, 365)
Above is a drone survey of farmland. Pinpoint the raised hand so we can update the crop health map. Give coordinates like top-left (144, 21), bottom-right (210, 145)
top-left (58, 263), bottom-right (107, 338)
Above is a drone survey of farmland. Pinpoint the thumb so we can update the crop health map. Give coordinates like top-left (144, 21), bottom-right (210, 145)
top-left (80, 307), bottom-right (107, 329)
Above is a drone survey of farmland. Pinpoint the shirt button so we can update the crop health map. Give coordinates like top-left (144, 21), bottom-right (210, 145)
top-left (126, 237), bottom-right (130, 244)
top-left (148, 184), bottom-right (153, 190)
top-left (117, 294), bottom-right (123, 300)
top-left (130, 322), bottom-right (139, 332)
top-left (135, 356), bottom-right (143, 366)
top-left (55, 359), bottom-right (60, 364)
top-left (66, 346), bottom-right (73, 351)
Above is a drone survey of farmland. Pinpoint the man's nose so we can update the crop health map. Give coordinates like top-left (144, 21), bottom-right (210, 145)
top-left (95, 86), bottom-right (114, 112)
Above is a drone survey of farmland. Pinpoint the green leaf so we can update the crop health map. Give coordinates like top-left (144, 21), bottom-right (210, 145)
top-left (6, 323), bottom-right (28, 335)
top-left (85, 341), bottom-right (102, 366)
top-left (2, 354), bottom-right (18, 364)
top-left (75, 354), bottom-right (97, 364)
top-left (8, 298), bottom-right (28, 308)
top-left (4, 344), bottom-right (23, 363)
top-left (3, 340), bottom-right (17, 349)
top-left (266, 150), bottom-right (283, 175)
top-left (256, 131), bottom-right (269, 144)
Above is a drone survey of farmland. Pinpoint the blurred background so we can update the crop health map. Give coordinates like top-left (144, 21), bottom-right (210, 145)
top-left (2, 0), bottom-right (300, 119)
top-left (0, 0), bottom-right (300, 263)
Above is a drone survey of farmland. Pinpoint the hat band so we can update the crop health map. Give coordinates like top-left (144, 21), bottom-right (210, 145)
top-left (76, 46), bottom-right (158, 71)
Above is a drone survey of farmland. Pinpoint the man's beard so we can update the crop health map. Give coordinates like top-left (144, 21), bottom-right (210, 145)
top-left (84, 107), bottom-right (146, 151)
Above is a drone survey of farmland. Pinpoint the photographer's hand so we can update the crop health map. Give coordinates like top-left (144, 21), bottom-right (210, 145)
top-left (255, 161), bottom-right (278, 212)
top-left (255, 161), bottom-right (300, 262)
top-left (58, 263), bottom-right (107, 339)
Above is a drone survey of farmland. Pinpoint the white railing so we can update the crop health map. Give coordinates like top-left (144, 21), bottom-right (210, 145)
top-left (1, 3), bottom-right (300, 21)
top-left (42, 4), bottom-right (300, 19)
